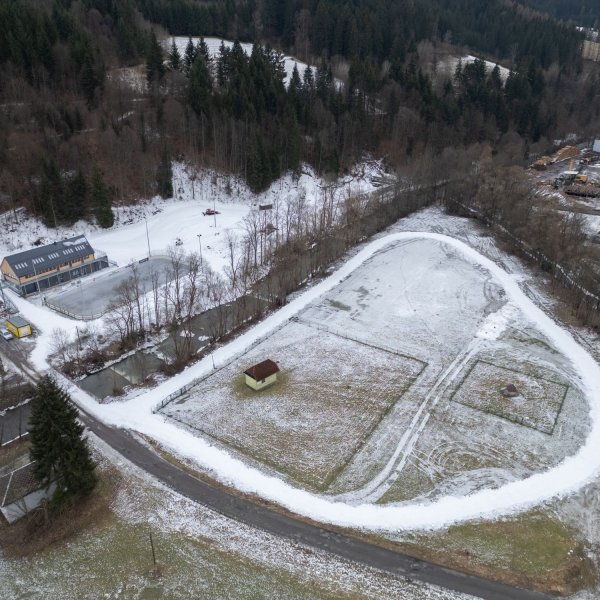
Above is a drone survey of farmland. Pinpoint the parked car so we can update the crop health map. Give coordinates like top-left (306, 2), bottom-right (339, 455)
top-left (203, 208), bottom-right (220, 216)
top-left (0, 328), bottom-right (13, 341)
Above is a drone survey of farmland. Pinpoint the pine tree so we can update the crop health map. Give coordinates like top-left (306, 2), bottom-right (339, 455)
top-left (92, 166), bottom-right (114, 228)
top-left (196, 37), bottom-right (210, 64)
top-left (81, 53), bottom-right (99, 107)
top-left (146, 30), bottom-right (165, 86)
top-left (183, 36), bottom-right (196, 76)
top-left (168, 38), bottom-right (181, 72)
top-left (68, 169), bottom-right (88, 223)
top-left (188, 54), bottom-right (213, 116)
top-left (156, 145), bottom-right (173, 198)
top-left (29, 375), bottom-right (97, 506)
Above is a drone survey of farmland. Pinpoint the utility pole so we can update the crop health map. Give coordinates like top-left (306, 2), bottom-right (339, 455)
top-left (144, 216), bottom-right (151, 258)
top-left (197, 234), bottom-right (203, 266)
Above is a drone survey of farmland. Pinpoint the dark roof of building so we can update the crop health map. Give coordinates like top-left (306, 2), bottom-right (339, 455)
top-left (2, 236), bottom-right (94, 278)
top-left (6, 316), bottom-right (29, 328)
top-left (0, 462), bottom-right (43, 507)
top-left (244, 359), bottom-right (280, 381)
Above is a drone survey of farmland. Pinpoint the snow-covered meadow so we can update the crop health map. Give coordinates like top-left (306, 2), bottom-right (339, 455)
top-left (165, 36), bottom-right (311, 86)
top-left (158, 236), bottom-right (589, 506)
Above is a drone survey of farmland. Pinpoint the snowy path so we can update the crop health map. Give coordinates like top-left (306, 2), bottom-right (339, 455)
top-left (31, 232), bottom-right (600, 530)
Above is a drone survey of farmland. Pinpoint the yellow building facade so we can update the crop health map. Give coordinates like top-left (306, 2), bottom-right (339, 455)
top-left (244, 359), bottom-right (280, 391)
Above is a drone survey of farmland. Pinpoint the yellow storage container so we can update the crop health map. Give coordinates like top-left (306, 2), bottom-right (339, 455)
top-left (6, 316), bottom-right (32, 338)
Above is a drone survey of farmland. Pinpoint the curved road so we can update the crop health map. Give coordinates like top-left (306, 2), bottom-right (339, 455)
top-left (80, 412), bottom-right (550, 600)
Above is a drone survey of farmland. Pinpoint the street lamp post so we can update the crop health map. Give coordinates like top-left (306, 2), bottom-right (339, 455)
top-left (144, 216), bottom-right (151, 258)
top-left (197, 234), bottom-right (203, 266)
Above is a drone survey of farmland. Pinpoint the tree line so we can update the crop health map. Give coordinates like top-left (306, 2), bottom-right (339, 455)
top-left (1, 0), bottom-right (599, 229)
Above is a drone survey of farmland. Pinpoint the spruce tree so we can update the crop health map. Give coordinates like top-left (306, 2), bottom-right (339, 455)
top-left (146, 30), bottom-right (165, 86)
top-left (81, 54), bottom-right (99, 107)
top-left (188, 55), bottom-right (213, 117)
top-left (92, 166), bottom-right (114, 228)
top-left (29, 375), bottom-right (97, 506)
top-left (183, 36), bottom-right (196, 76)
top-left (196, 37), bottom-right (210, 64)
top-left (69, 169), bottom-right (88, 223)
top-left (156, 146), bottom-right (173, 198)
top-left (168, 39), bottom-right (181, 72)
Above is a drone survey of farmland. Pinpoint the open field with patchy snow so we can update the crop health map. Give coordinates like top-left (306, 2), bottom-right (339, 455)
top-left (165, 37), bottom-right (312, 86)
top-left (0, 436), bottom-right (468, 600)
top-left (162, 322), bottom-right (425, 489)
top-left (9, 205), bottom-right (600, 533)
top-left (158, 237), bottom-right (589, 503)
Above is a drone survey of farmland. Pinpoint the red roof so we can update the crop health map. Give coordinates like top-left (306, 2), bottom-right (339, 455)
top-left (244, 359), bottom-right (280, 381)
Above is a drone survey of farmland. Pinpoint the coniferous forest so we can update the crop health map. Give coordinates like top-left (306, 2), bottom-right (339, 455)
top-left (0, 0), bottom-right (599, 225)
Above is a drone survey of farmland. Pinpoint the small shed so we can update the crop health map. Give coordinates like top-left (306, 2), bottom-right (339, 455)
top-left (501, 384), bottom-right (519, 398)
top-left (6, 316), bottom-right (31, 338)
top-left (0, 462), bottom-right (55, 524)
top-left (244, 359), bottom-right (280, 391)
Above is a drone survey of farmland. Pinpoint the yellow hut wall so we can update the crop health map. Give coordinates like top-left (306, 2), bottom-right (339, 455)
top-left (6, 322), bottom-right (31, 338)
top-left (245, 373), bottom-right (277, 390)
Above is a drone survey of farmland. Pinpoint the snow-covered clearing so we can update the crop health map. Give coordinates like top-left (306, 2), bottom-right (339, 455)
top-left (166, 36), bottom-right (311, 86)
top-left (159, 237), bottom-right (586, 505)
top-left (49, 213), bottom-right (600, 532)
top-left (0, 161), bottom-right (385, 278)
top-left (440, 55), bottom-right (511, 81)
top-left (162, 321), bottom-right (425, 490)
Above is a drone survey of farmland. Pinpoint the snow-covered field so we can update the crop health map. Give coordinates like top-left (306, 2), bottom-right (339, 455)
top-left (4, 200), bottom-right (600, 535)
top-left (162, 322), bottom-right (425, 489)
top-left (43, 208), bottom-right (600, 533)
top-left (165, 36), bottom-right (311, 86)
top-left (159, 236), bottom-right (588, 505)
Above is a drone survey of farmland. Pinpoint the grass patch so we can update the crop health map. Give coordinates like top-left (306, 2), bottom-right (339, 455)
top-left (451, 360), bottom-right (567, 434)
top-left (0, 437), bottom-right (31, 475)
top-left (400, 510), bottom-right (594, 596)
top-left (162, 322), bottom-right (425, 490)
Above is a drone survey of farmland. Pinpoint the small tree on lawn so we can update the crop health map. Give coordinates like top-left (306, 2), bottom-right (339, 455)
top-left (29, 375), bottom-right (97, 506)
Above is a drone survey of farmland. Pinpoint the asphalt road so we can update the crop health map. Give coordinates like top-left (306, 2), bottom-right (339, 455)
top-left (81, 413), bottom-right (551, 600)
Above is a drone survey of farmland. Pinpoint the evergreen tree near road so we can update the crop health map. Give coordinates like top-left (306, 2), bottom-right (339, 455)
top-left (92, 166), bottom-right (114, 228)
top-left (29, 375), bottom-right (97, 506)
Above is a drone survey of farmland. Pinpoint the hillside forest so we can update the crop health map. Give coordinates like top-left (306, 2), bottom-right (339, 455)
top-left (0, 0), bottom-right (599, 229)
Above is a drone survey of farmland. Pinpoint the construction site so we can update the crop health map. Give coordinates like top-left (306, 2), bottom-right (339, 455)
top-left (530, 141), bottom-right (600, 239)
